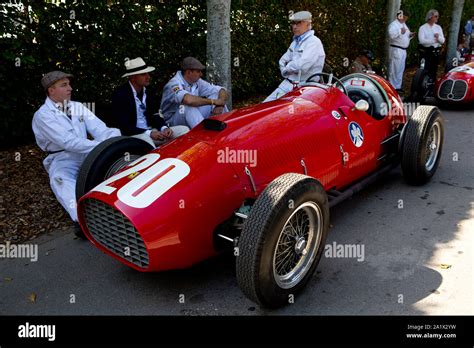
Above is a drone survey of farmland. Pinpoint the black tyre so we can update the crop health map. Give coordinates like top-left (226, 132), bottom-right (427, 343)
top-left (410, 68), bottom-right (430, 103)
top-left (76, 136), bottom-right (154, 200)
top-left (74, 136), bottom-right (153, 238)
top-left (236, 173), bottom-right (329, 308)
top-left (401, 106), bottom-right (444, 186)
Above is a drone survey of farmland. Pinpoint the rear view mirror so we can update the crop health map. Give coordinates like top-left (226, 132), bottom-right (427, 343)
top-left (354, 100), bottom-right (369, 112)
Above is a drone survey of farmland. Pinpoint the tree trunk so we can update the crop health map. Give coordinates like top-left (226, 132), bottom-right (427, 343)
top-left (446, 0), bottom-right (466, 71)
top-left (385, 0), bottom-right (401, 71)
top-left (206, 0), bottom-right (232, 109)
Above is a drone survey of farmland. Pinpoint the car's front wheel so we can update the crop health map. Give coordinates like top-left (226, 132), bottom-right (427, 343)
top-left (236, 173), bottom-right (329, 308)
top-left (74, 136), bottom-right (154, 238)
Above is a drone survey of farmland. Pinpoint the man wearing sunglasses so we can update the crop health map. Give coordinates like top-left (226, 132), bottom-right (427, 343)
top-left (264, 11), bottom-right (326, 102)
top-left (112, 57), bottom-right (189, 146)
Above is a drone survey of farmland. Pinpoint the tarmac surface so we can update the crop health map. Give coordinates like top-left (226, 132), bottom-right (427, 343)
top-left (1, 107), bottom-right (473, 316)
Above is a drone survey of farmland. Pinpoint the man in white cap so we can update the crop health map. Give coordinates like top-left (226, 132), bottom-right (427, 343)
top-left (112, 57), bottom-right (189, 145)
top-left (160, 56), bottom-right (228, 129)
top-left (32, 71), bottom-right (121, 225)
top-left (264, 10), bottom-right (326, 102)
top-left (388, 9), bottom-right (415, 92)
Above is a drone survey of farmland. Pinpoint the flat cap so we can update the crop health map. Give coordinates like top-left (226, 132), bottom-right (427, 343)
top-left (289, 11), bottom-right (312, 21)
top-left (181, 57), bottom-right (206, 71)
top-left (41, 71), bottom-right (73, 90)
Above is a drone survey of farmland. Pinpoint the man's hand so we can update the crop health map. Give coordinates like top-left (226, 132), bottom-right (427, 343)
top-left (150, 129), bottom-right (166, 141)
top-left (161, 127), bottom-right (173, 138)
top-left (213, 99), bottom-right (226, 107)
top-left (434, 33), bottom-right (440, 41)
top-left (212, 106), bottom-right (225, 116)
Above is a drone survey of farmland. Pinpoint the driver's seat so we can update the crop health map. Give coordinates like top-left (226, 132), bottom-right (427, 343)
top-left (347, 89), bottom-right (375, 116)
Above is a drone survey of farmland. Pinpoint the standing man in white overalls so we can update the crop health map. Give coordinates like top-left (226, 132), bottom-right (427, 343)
top-left (388, 9), bottom-right (415, 93)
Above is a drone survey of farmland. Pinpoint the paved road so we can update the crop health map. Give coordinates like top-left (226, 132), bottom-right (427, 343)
top-left (1, 107), bottom-right (473, 316)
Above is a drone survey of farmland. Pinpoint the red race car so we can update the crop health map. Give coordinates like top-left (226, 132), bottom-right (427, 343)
top-left (435, 54), bottom-right (474, 104)
top-left (76, 72), bottom-right (444, 308)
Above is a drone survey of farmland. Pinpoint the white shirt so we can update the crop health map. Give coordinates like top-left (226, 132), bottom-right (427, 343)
top-left (128, 81), bottom-right (149, 131)
top-left (32, 97), bottom-right (120, 159)
top-left (388, 19), bottom-right (411, 48)
top-left (279, 29), bottom-right (326, 82)
top-left (160, 71), bottom-right (224, 123)
top-left (418, 23), bottom-right (445, 48)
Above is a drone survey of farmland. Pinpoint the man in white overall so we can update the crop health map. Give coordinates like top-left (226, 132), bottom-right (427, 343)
top-left (32, 71), bottom-right (121, 223)
top-left (161, 57), bottom-right (228, 129)
top-left (388, 9), bottom-right (415, 92)
top-left (264, 11), bottom-right (326, 102)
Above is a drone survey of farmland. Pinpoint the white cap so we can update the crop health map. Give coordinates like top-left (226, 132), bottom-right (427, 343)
top-left (289, 11), bottom-right (312, 21)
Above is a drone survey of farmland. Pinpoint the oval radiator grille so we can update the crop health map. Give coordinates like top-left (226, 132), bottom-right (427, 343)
top-left (83, 198), bottom-right (149, 269)
top-left (438, 79), bottom-right (467, 101)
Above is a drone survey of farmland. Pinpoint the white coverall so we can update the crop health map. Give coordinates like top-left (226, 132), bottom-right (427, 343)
top-left (264, 30), bottom-right (326, 102)
top-left (161, 71), bottom-right (228, 129)
top-left (32, 98), bottom-right (121, 221)
top-left (388, 19), bottom-right (411, 90)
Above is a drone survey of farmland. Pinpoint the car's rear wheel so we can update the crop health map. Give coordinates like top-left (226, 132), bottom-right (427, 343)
top-left (236, 173), bottom-right (329, 308)
top-left (401, 106), bottom-right (444, 186)
top-left (74, 136), bottom-right (154, 238)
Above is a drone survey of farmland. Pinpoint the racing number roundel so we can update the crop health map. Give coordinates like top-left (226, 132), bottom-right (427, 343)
top-left (348, 122), bottom-right (364, 148)
top-left (92, 153), bottom-right (190, 208)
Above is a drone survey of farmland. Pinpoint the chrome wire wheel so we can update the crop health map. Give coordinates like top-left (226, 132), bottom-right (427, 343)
top-left (105, 154), bottom-right (142, 179)
top-left (272, 201), bottom-right (322, 289)
top-left (425, 121), bottom-right (441, 171)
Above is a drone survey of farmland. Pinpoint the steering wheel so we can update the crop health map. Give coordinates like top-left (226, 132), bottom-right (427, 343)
top-left (304, 72), bottom-right (348, 95)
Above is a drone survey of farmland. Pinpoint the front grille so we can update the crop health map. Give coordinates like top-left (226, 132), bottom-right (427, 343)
top-left (438, 79), bottom-right (467, 101)
top-left (438, 80), bottom-right (453, 99)
top-left (83, 198), bottom-right (149, 268)
top-left (452, 80), bottom-right (468, 100)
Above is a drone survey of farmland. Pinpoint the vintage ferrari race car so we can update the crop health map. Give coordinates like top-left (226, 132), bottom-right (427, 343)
top-left (435, 55), bottom-right (474, 104)
top-left (411, 50), bottom-right (474, 105)
top-left (76, 72), bottom-right (444, 308)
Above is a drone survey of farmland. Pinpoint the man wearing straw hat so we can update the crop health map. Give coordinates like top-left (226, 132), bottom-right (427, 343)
top-left (112, 57), bottom-right (189, 146)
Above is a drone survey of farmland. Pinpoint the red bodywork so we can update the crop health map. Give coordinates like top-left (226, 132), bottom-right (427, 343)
top-left (77, 74), bottom-right (406, 272)
top-left (435, 60), bottom-right (474, 104)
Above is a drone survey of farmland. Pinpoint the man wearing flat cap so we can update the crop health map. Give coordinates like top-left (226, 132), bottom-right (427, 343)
top-left (160, 57), bottom-right (228, 129)
top-left (264, 11), bottom-right (326, 102)
top-left (32, 71), bottom-right (121, 225)
top-left (388, 9), bottom-right (415, 92)
top-left (112, 57), bottom-right (189, 146)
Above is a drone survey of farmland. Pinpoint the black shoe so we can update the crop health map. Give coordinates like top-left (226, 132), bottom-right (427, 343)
top-left (73, 222), bottom-right (87, 240)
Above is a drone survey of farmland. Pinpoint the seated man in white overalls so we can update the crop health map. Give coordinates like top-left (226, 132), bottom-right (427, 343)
top-left (161, 57), bottom-right (229, 129)
top-left (264, 11), bottom-right (326, 102)
top-left (32, 71), bottom-right (121, 226)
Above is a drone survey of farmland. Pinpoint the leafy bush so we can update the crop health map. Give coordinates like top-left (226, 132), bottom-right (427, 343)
top-left (1, 0), bottom-right (473, 148)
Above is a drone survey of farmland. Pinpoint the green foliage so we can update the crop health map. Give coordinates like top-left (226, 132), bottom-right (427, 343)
top-left (1, 0), bottom-right (474, 147)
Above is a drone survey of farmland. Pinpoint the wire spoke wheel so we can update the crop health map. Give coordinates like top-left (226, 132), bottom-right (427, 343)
top-left (273, 202), bottom-right (322, 289)
top-left (425, 121), bottom-right (441, 171)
